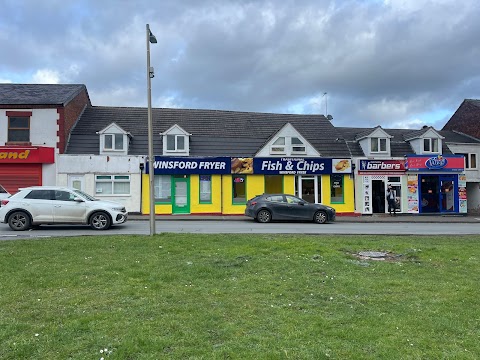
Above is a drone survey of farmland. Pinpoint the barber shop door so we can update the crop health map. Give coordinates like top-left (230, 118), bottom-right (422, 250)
top-left (172, 175), bottom-right (190, 214)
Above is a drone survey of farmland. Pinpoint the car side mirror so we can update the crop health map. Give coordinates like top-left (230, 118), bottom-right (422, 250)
top-left (73, 197), bottom-right (84, 202)
top-left (299, 201), bottom-right (306, 206)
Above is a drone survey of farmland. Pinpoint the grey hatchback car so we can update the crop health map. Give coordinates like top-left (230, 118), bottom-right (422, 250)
top-left (245, 194), bottom-right (336, 224)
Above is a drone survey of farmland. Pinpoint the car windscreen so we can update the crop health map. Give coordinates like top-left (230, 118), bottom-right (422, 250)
top-left (0, 185), bottom-right (8, 194)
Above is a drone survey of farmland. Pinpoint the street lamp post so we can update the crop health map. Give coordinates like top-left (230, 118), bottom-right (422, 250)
top-left (146, 24), bottom-right (157, 236)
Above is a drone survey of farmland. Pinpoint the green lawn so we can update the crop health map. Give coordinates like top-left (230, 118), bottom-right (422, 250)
top-left (0, 234), bottom-right (478, 359)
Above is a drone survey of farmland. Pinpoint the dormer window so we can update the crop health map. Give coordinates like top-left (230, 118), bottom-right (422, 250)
top-left (97, 123), bottom-right (130, 155)
top-left (271, 137), bottom-right (286, 153)
top-left (161, 124), bottom-right (191, 156)
top-left (371, 137), bottom-right (387, 153)
top-left (291, 137), bottom-right (306, 153)
top-left (424, 138), bottom-right (438, 153)
top-left (104, 134), bottom-right (124, 151)
top-left (167, 134), bottom-right (185, 152)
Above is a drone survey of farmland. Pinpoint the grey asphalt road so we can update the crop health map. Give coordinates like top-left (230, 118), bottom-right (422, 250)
top-left (0, 220), bottom-right (479, 240)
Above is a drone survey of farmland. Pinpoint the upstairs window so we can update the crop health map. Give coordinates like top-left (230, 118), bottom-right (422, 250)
top-left (104, 134), bottom-right (124, 151)
top-left (423, 138), bottom-right (439, 153)
top-left (371, 137), bottom-right (387, 152)
top-left (461, 153), bottom-right (477, 169)
top-left (270, 137), bottom-right (286, 153)
top-left (8, 116), bottom-right (30, 142)
top-left (166, 134), bottom-right (185, 152)
top-left (291, 137), bottom-right (306, 153)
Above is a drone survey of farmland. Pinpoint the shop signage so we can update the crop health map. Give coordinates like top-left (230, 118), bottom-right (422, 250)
top-left (406, 155), bottom-right (464, 172)
top-left (253, 158), bottom-right (351, 175)
top-left (0, 147), bottom-right (54, 164)
top-left (147, 157), bottom-right (231, 174)
top-left (358, 159), bottom-right (406, 174)
top-left (147, 156), bottom-right (352, 175)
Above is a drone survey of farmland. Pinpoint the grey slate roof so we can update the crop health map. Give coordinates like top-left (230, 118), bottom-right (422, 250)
top-left (0, 84), bottom-right (87, 105)
top-left (337, 127), bottom-right (479, 157)
top-left (67, 106), bottom-right (352, 157)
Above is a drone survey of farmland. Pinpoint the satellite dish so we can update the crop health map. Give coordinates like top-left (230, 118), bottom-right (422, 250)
top-left (327, 114), bottom-right (333, 121)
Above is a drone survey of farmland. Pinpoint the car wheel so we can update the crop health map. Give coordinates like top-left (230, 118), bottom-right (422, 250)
top-left (256, 209), bottom-right (272, 223)
top-left (8, 211), bottom-right (31, 231)
top-left (314, 211), bottom-right (327, 224)
top-left (90, 211), bottom-right (111, 230)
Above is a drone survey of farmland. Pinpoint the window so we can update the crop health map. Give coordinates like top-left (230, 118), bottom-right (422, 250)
top-left (291, 137), bottom-right (306, 153)
top-left (461, 153), bottom-right (477, 169)
top-left (199, 175), bottom-right (212, 203)
top-left (104, 134), bottom-right (124, 150)
top-left (232, 175), bottom-right (246, 204)
top-left (371, 137), bottom-right (387, 152)
top-left (95, 175), bottom-right (130, 195)
top-left (270, 137), bottom-right (286, 153)
top-left (266, 195), bottom-right (285, 203)
top-left (265, 175), bottom-right (283, 193)
top-left (330, 174), bottom-right (344, 203)
top-left (166, 134), bottom-right (185, 151)
top-left (154, 175), bottom-right (171, 202)
top-left (423, 138), bottom-right (439, 153)
top-left (55, 190), bottom-right (75, 201)
top-left (24, 190), bottom-right (53, 200)
top-left (8, 116), bottom-right (30, 142)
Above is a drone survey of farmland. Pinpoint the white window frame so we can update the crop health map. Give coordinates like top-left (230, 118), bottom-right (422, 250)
top-left (463, 153), bottom-right (477, 169)
top-left (154, 175), bottom-right (172, 202)
top-left (371, 137), bottom-right (387, 153)
top-left (166, 134), bottom-right (186, 152)
top-left (291, 137), bottom-right (306, 154)
top-left (270, 137), bottom-right (286, 154)
top-left (95, 175), bottom-right (130, 195)
top-left (104, 134), bottom-right (124, 151)
top-left (423, 138), bottom-right (439, 153)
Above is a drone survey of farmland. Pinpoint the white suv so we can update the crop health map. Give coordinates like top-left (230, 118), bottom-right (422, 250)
top-left (0, 186), bottom-right (128, 231)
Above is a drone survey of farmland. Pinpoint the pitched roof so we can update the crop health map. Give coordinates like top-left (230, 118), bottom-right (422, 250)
top-left (336, 127), bottom-right (475, 157)
top-left (442, 99), bottom-right (480, 139)
top-left (67, 106), bottom-right (351, 157)
top-left (0, 84), bottom-right (88, 106)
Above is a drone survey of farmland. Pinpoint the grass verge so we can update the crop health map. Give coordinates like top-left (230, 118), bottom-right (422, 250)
top-left (0, 234), bottom-right (478, 359)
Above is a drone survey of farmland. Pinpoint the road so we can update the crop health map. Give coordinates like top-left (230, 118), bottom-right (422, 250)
top-left (0, 219), bottom-right (479, 240)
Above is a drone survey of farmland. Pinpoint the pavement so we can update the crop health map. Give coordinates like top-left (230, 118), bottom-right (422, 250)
top-left (128, 213), bottom-right (480, 223)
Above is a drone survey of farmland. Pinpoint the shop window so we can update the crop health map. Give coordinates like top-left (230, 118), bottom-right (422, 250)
top-left (154, 175), bottom-right (172, 202)
top-left (232, 175), bottom-right (246, 204)
top-left (330, 174), bottom-right (344, 203)
top-left (371, 137), bottom-right (387, 152)
top-left (199, 175), bottom-right (212, 203)
top-left (8, 116), bottom-right (30, 142)
top-left (459, 153), bottom-right (477, 169)
top-left (104, 134), bottom-right (124, 151)
top-left (265, 175), bottom-right (283, 193)
top-left (166, 134), bottom-right (185, 151)
top-left (95, 175), bottom-right (130, 195)
top-left (270, 137), bottom-right (286, 154)
top-left (423, 138), bottom-right (439, 153)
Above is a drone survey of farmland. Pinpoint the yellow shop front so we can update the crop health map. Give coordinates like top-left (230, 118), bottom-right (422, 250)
top-left (141, 156), bottom-right (354, 215)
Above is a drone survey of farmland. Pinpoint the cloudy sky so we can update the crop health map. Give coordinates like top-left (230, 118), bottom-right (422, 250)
top-left (1, 0), bottom-right (480, 129)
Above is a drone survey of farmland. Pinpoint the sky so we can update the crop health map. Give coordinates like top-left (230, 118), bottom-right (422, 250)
top-left (1, 0), bottom-right (480, 130)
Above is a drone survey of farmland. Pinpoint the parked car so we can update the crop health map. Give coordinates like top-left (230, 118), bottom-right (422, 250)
top-left (0, 184), bottom-right (11, 206)
top-left (245, 194), bottom-right (336, 224)
top-left (0, 186), bottom-right (128, 231)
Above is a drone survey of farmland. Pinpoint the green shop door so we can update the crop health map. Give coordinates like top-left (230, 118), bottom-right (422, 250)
top-left (172, 175), bottom-right (190, 214)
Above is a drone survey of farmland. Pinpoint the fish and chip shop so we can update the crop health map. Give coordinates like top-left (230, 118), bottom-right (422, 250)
top-left (142, 156), bottom-right (355, 215)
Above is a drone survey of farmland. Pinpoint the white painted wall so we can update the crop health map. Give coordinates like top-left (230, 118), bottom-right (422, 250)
top-left (1, 108), bottom-right (59, 146)
top-left (57, 154), bottom-right (146, 213)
